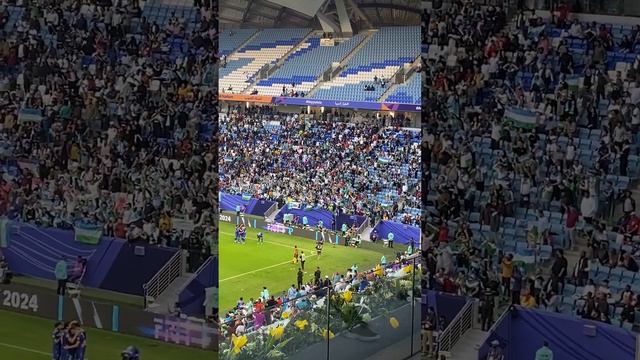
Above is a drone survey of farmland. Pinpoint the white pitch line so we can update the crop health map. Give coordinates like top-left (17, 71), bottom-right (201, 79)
top-left (220, 253), bottom-right (318, 282)
top-left (0, 342), bottom-right (50, 356)
top-left (219, 231), bottom-right (313, 253)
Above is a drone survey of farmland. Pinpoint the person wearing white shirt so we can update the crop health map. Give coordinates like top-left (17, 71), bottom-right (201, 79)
top-left (565, 140), bottom-right (576, 166)
top-left (490, 121), bottom-right (501, 150)
top-left (580, 192), bottom-right (597, 223)
top-left (613, 123), bottom-right (626, 147)
top-left (597, 280), bottom-right (611, 298)
top-left (568, 20), bottom-right (583, 38)
top-left (582, 279), bottom-right (596, 298)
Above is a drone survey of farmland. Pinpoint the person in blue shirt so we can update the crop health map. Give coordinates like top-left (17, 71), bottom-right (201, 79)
top-left (240, 225), bottom-right (246, 243)
top-left (76, 327), bottom-right (87, 360)
top-left (52, 322), bottom-right (64, 360)
top-left (234, 225), bottom-right (240, 243)
top-left (121, 346), bottom-right (140, 360)
top-left (287, 284), bottom-right (298, 301)
top-left (257, 232), bottom-right (263, 243)
top-left (64, 322), bottom-right (80, 360)
top-left (59, 322), bottom-right (70, 360)
top-left (387, 232), bottom-right (394, 248)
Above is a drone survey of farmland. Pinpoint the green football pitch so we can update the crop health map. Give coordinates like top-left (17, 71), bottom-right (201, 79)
top-left (219, 220), bottom-right (397, 311)
top-left (0, 309), bottom-right (213, 360)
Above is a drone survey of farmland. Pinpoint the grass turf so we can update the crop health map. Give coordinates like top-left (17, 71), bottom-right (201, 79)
top-left (219, 220), bottom-right (397, 311)
top-left (0, 309), bottom-right (214, 360)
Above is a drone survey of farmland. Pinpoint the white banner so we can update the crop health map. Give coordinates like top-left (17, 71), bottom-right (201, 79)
top-left (172, 217), bottom-right (195, 231)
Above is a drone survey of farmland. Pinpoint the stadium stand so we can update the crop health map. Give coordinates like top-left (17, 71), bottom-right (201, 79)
top-left (385, 72), bottom-right (422, 105)
top-left (248, 33), bottom-right (368, 96)
top-left (219, 28), bottom-right (258, 56)
top-left (313, 26), bottom-right (421, 102)
top-left (0, 0), bottom-right (216, 295)
top-left (218, 25), bottom-right (421, 104)
top-left (219, 28), bottom-right (311, 93)
top-left (219, 107), bottom-right (421, 226)
top-left (424, 0), bottom-right (640, 357)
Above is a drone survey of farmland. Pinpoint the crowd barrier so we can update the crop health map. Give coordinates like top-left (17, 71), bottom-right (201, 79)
top-left (0, 221), bottom-right (178, 296)
top-left (478, 306), bottom-right (637, 360)
top-left (177, 256), bottom-right (217, 317)
top-left (220, 212), bottom-right (344, 243)
top-left (219, 192), bottom-right (278, 217)
top-left (372, 220), bottom-right (420, 245)
top-left (275, 206), bottom-right (368, 231)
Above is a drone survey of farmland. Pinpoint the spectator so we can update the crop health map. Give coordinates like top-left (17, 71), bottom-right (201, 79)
top-left (0, 256), bottom-right (10, 284)
top-left (0, 0), bottom-right (217, 262)
top-left (487, 340), bottom-right (505, 360)
top-left (534, 341), bottom-right (554, 360)
top-left (55, 257), bottom-right (68, 295)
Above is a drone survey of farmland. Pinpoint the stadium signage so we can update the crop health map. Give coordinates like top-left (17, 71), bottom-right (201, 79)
top-left (151, 316), bottom-right (216, 349)
top-left (220, 212), bottom-right (338, 242)
top-left (218, 93), bottom-right (420, 112)
top-left (0, 282), bottom-right (216, 351)
top-left (265, 222), bottom-right (294, 235)
top-left (218, 93), bottom-right (273, 103)
top-left (0, 283), bottom-right (56, 317)
top-left (1, 289), bottom-right (39, 312)
top-left (320, 38), bottom-right (335, 46)
top-left (118, 306), bottom-right (217, 350)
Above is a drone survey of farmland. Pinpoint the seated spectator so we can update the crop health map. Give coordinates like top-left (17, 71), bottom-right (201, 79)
top-left (521, 291), bottom-right (537, 309)
top-left (620, 302), bottom-right (635, 326)
top-left (578, 292), bottom-right (596, 318)
top-left (622, 253), bottom-right (639, 272)
top-left (619, 285), bottom-right (634, 306)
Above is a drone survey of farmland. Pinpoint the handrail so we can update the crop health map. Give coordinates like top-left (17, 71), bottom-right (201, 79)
top-left (474, 305), bottom-right (511, 352)
top-left (438, 299), bottom-right (476, 352)
top-left (176, 255), bottom-right (214, 295)
top-left (143, 249), bottom-right (183, 309)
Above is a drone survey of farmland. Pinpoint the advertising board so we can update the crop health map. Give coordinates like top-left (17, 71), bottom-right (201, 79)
top-left (0, 282), bottom-right (217, 351)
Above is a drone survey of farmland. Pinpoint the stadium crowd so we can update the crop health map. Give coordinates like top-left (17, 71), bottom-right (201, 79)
top-left (221, 252), bottom-right (416, 339)
top-left (219, 105), bottom-right (421, 226)
top-left (423, 0), bottom-right (640, 333)
top-left (0, 1), bottom-right (217, 258)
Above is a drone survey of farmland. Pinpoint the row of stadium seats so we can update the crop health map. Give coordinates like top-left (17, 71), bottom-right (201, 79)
top-left (219, 28), bottom-right (311, 93)
top-left (385, 73), bottom-right (421, 105)
top-left (219, 29), bottom-right (258, 56)
top-left (249, 33), bottom-right (367, 96)
top-left (313, 27), bottom-right (420, 102)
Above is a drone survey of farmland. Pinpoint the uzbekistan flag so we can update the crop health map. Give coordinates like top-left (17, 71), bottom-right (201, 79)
top-left (504, 107), bottom-right (537, 129)
top-left (74, 222), bottom-right (103, 245)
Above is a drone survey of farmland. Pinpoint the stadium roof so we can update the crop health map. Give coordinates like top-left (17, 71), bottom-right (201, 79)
top-left (219, 0), bottom-right (421, 30)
